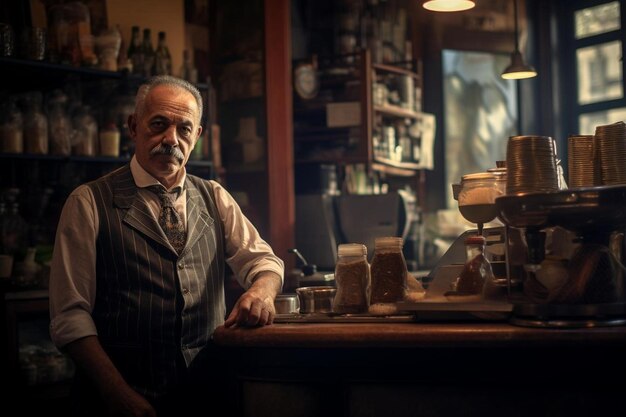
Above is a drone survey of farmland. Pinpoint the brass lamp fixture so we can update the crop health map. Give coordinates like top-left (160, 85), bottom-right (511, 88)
top-left (423, 0), bottom-right (475, 12)
top-left (502, 0), bottom-right (537, 80)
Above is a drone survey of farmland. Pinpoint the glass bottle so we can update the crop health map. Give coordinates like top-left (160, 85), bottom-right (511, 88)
top-left (179, 49), bottom-right (198, 84)
top-left (154, 31), bottom-right (172, 75)
top-left (141, 28), bottom-right (155, 77)
top-left (127, 26), bottom-right (143, 75)
top-left (455, 235), bottom-right (495, 297)
top-left (22, 91), bottom-right (48, 154)
top-left (369, 237), bottom-right (407, 315)
top-left (333, 243), bottom-right (370, 314)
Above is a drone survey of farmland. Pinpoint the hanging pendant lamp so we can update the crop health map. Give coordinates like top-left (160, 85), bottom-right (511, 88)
top-left (502, 0), bottom-right (537, 80)
top-left (423, 0), bottom-right (475, 12)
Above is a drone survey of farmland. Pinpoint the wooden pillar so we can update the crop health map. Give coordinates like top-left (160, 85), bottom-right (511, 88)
top-left (264, 0), bottom-right (295, 271)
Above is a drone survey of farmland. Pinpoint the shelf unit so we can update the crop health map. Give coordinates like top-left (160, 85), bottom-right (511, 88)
top-left (0, 57), bottom-right (215, 185)
top-left (293, 49), bottom-right (424, 177)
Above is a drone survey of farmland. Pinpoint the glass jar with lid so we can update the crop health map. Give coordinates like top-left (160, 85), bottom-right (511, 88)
top-left (46, 90), bottom-right (73, 156)
top-left (457, 172), bottom-right (505, 235)
top-left (333, 243), bottom-right (370, 314)
top-left (0, 97), bottom-right (23, 154)
top-left (22, 91), bottom-right (48, 154)
top-left (72, 105), bottom-right (98, 157)
top-left (369, 237), bottom-right (407, 315)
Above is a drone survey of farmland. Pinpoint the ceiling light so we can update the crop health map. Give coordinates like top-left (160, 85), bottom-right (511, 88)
top-left (501, 0), bottom-right (537, 80)
top-left (423, 0), bottom-right (476, 12)
top-left (502, 51), bottom-right (537, 79)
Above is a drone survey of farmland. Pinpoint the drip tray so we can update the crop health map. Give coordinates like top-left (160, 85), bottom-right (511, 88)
top-left (510, 302), bottom-right (626, 328)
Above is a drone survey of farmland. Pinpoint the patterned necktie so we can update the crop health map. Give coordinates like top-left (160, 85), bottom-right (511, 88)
top-left (147, 185), bottom-right (187, 253)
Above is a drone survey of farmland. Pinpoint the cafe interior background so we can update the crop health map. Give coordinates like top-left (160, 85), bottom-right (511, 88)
top-left (0, 0), bottom-right (625, 412)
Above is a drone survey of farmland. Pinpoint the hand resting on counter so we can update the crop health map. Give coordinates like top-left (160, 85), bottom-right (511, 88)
top-left (224, 271), bottom-right (282, 328)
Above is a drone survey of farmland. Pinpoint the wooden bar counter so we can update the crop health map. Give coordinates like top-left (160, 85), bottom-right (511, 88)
top-left (210, 321), bottom-right (626, 417)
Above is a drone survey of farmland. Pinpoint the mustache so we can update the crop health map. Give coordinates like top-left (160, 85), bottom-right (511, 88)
top-left (150, 144), bottom-right (185, 162)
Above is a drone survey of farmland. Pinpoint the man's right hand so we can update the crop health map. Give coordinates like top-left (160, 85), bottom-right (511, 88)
top-left (65, 336), bottom-right (156, 417)
top-left (107, 384), bottom-right (156, 417)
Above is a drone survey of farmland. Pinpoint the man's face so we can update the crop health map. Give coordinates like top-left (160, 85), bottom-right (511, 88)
top-left (128, 84), bottom-right (202, 184)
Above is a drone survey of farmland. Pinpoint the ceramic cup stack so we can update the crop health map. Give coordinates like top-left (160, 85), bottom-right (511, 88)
top-left (506, 135), bottom-right (560, 195)
top-left (568, 134), bottom-right (599, 187)
top-left (595, 121), bottom-right (626, 186)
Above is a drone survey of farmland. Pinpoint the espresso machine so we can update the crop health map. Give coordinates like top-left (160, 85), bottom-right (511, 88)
top-left (495, 184), bottom-right (626, 327)
top-left (420, 180), bottom-right (626, 327)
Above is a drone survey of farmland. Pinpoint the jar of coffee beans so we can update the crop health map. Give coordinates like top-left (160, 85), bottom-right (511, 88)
top-left (333, 243), bottom-right (370, 314)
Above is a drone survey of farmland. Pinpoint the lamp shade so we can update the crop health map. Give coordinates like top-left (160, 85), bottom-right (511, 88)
top-left (423, 0), bottom-right (475, 12)
top-left (501, 50), bottom-right (537, 80)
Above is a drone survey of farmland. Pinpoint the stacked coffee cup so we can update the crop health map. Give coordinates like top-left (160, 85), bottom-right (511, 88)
top-left (568, 134), bottom-right (598, 187)
top-left (506, 135), bottom-right (560, 194)
top-left (595, 121), bottom-right (626, 185)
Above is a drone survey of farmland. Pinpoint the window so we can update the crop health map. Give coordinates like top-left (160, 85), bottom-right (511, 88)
top-left (562, 1), bottom-right (626, 136)
top-left (442, 50), bottom-right (517, 208)
top-left (576, 41), bottom-right (623, 105)
top-left (575, 1), bottom-right (620, 38)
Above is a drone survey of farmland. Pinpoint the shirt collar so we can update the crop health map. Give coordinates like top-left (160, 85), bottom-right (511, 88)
top-left (130, 156), bottom-right (186, 196)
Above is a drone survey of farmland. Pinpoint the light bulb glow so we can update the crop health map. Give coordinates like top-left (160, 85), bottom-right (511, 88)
top-left (423, 0), bottom-right (476, 12)
top-left (501, 69), bottom-right (537, 80)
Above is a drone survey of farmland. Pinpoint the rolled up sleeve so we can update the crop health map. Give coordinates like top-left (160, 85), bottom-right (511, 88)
top-left (49, 185), bottom-right (99, 348)
top-left (210, 181), bottom-right (285, 289)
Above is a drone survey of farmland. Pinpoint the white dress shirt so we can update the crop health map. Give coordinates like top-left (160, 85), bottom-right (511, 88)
top-left (49, 156), bottom-right (284, 348)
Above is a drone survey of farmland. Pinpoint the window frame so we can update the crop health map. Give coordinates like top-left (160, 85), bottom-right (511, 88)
top-left (558, 0), bottom-right (626, 135)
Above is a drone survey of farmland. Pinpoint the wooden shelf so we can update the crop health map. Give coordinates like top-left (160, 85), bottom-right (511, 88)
top-left (372, 157), bottom-right (422, 176)
top-left (0, 152), bottom-right (212, 167)
top-left (0, 57), bottom-right (209, 91)
top-left (373, 62), bottom-right (420, 79)
top-left (295, 156), bottom-right (368, 165)
top-left (0, 56), bottom-right (125, 79)
top-left (374, 104), bottom-right (421, 120)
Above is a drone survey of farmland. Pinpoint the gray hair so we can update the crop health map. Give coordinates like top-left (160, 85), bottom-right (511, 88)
top-left (134, 75), bottom-right (203, 125)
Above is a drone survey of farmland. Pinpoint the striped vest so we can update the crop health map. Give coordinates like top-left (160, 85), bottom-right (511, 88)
top-left (87, 165), bottom-right (225, 398)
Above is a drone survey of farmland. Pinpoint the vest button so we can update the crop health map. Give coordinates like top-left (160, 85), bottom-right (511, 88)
top-left (178, 262), bottom-right (185, 269)
top-left (182, 288), bottom-right (190, 295)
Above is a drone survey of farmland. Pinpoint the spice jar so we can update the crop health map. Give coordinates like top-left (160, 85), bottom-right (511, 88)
top-left (369, 237), bottom-right (407, 315)
top-left (22, 91), bottom-right (48, 154)
top-left (333, 243), bottom-right (370, 314)
top-left (99, 122), bottom-right (120, 157)
top-left (72, 105), bottom-right (98, 156)
top-left (0, 97), bottom-right (23, 153)
top-left (47, 90), bottom-right (73, 156)
top-left (456, 235), bottom-right (495, 296)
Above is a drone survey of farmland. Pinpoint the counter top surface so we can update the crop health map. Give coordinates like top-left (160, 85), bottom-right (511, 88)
top-left (213, 321), bottom-right (626, 348)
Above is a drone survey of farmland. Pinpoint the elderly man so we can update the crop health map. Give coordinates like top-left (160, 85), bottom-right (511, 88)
top-left (49, 75), bottom-right (283, 416)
